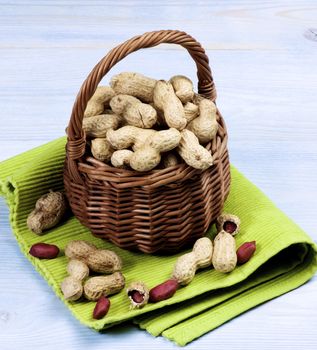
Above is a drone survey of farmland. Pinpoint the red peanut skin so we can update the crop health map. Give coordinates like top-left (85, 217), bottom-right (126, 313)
top-left (237, 241), bottom-right (256, 264)
top-left (29, 243), bottom-right (60, 259)
top-left (129, 290), bottom-right (144, 303)
top-left (149, 279), bottom-right (179, 303)
top-left (93, 296), bottom-right (111, 319)
top-left (223, 221), bottom-right (237, 234)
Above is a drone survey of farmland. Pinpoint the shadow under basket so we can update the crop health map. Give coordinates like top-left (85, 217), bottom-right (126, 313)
top-left (63, 29), bottom-right (231, 254)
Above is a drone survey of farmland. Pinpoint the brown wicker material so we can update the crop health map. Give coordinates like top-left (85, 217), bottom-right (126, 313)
top-left (64, 29), bottom-right (231, 254)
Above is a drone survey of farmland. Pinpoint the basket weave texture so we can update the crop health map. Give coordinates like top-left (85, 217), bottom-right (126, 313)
top-left (64, 30), bottom-right (231, 254)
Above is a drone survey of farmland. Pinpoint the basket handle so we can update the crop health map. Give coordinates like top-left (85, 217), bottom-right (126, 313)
top-left (66, 30), bottom-right (216, 173)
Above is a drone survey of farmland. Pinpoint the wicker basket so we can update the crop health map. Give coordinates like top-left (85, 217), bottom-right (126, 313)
top-left (63, 30), bottom-right (231, 254)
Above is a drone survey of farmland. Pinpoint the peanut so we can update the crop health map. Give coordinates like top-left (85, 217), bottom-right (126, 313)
top-left (110, 72), bottom-right (157, 103)
top-left (91, 138), bottom-right (114, 162)
top-left (65, 240), bottom-right (122, 274)
top-left (127, 281), bottom-right (149, 309)
top-left (130, 128), bottom-right (157, 151)
top-left (216, 213), bottom-right (240, 236)
top-left (193, 237), bottom-right (214, 268)
top-left (66, 259), bottom-right (89, 281)
top-left (192, 93), bottom-right (206, 105)
top-left (27, 191), bottom-right (67, 235)
top-left (184, 102), bottom-right (199, 123)
top-left (237, 241), bottom-right (256, 264)
top-left (29, 242), bottom-right (60, 259)
top-left (111, 150), bottom-right (133, 168)
top-left (84, 272), bottom-right (125, 301)
top-left (149, 279), bottom-right (179, 303)
top-left (61, 276), bottom-right (83, 301)
top-left (130, 291), bottom-right (144, 304)
top-left (93, 296), bottom-right (111, 319)
top-left (177, 129), bottom-right (213, 170)
top-left (172, 253), bottom-right (197, 286)
top-left (162, 152), bottom-right (179, 168)
top-left (61, 259), bottom-right (89, 301)
top-left (129, 128), bottom-right (181, 171)
top-left (172, 237), bottom-right (213, 285)
top-left (170, 75), bottom-right (194, 103)
top-left (84, 86), bottom-right (115, 118)
top-left (212, 230), bottom-right (237, 273)
top-left (110, 94), bottom-right (157, 128)
top-left (153, 80), bottom-right (187, 130)
top-left (187, 98), bottom-right (218, 144)
top-left (85, 249), bottom-right (122, 274)
top-left (106, 125), bottom-right (155, 150)
top-left (110, 95), bottom-right (136, 114)
top-left (83, 114), bottom-right (121, 138)
top-left (65, 240), bottom-right (96, 260)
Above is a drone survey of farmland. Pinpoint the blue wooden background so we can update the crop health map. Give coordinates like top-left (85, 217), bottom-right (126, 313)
top-left (0, 1), bottom-right (316, 349)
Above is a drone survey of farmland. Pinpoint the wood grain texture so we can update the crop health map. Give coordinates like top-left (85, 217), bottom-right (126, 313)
top-left (0, 1), bottom-right (316, 349)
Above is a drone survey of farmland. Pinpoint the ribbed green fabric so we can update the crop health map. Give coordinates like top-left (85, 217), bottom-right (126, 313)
top-left (0, 137), bottom-right (316, 346)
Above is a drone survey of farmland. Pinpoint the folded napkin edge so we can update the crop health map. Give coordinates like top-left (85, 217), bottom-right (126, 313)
top-left (162, 245), bottom-right (317, 346)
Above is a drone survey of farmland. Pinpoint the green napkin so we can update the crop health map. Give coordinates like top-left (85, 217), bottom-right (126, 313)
top-left (0, 137), bottom-right (316, 346)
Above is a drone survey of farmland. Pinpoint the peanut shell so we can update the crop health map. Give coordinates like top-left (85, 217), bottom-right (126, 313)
top-left (65, 240), bottom-right (97, 260)
top-left (192, 237), bottom-right (213, 268)
top-left (110, 72), bottom-right (156, 103)
top-left (86, 249), bottom-right (122, 274)
top-left (66, 259), bottom-right (89, 281)
top-left (126, 281), bottom-right (150, 309)
top-left (61, 276), bottom-right (83, 301)
top-left (212, 231), bottom-right (237, 273)
top-left (172, 252), bottom-right (197, 285)
top-left (84, 272), bottom-right (125, 301)
top-left (27, 191), bottom-right (67, 235)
